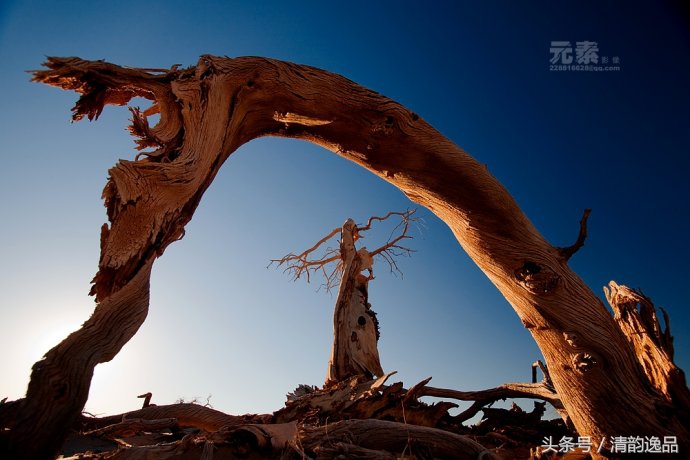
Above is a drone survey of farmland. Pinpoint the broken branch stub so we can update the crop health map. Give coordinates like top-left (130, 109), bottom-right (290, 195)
top-left (605, 282), bottom-right (690, 423)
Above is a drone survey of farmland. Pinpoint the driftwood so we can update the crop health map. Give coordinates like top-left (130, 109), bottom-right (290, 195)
top-left (83, 418), bottom-right (178, 438)
top-left (421, 379), bottom-right (564, 425)
top-left (0, 55), bottom-right (688, 458)
top-left (43, 315), bottom-right (607, 459)
top-left (274, 374), bottom-right (459, 428)
top-left (478, 402), bottom-right (547, 432)
top-left (55, 375), bottom-right (571, 459)
top-left (78, 403), bottom-right (269, 432)
top-left (299, 419), bottom-right (500, 460)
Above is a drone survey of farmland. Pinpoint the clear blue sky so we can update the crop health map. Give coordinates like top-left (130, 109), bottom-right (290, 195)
top-left (1, 1), bottom-right (688, 420)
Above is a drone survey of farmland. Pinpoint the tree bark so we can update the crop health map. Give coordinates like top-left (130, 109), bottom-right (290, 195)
top-left (0, 258), bottom-right (155, 459)
top-left (274, 210), bottom-right (414, 384)
top-left (77, 403), bottom-right (265, 432)
top-left (3, 55), bottom-right (685, 457)
top-left (82, 417), bottom-right (178, 438)
top-left (326, 219), bottom-right (383, 384)
top-left (299, 419), bottom-right (500, 460)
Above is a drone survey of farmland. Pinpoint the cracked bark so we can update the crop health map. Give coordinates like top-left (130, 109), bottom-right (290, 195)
top-left (299, 419), bottom-right (500, 460)
top-left (0, 55), bottom-right (687, 458)
top-left (326, 218), bottom-right (384, 384)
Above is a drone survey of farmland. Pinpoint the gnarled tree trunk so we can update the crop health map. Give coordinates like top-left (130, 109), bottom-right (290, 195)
top-left (273, 210), bottom-right (414, 385)
top-left (327, 218), bottom-right (383, 384)
top-left (1, 55), bottom-right (687, 458)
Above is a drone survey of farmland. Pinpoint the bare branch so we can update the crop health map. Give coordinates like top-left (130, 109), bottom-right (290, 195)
top-left (270, 227), bottom-right (340, 269)
top-left (357, 210), bottom-right (413, 233)
top-left (365, 209), bottom-right (418, 278)
top-left (536, 359), bottom-right (554, 389)
top-left (271, 209), bottom-right (419, 291)
top-left (419, 381), bottom-right (563, 424)
top-left (558, 208), bottom-right (591, 261)
top-left (269, 226), bottom-right (343, 290)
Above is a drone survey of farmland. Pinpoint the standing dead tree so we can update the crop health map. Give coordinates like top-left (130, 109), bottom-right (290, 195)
top-left (0, 55), bottom-right (687, 458)
top-left (272, 210), bottom-right (416, 384)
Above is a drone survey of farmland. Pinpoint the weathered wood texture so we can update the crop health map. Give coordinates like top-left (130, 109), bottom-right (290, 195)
top-left (78, 403), bottom-right (268, 433)
top-left (299, 419), bottom-right (501, 460)
top-left (58, 374), bottom-right (572, 458)
top-left (274, 210), bottom-right (414, 385)
top-left (0, 55), bottom-right (686, 458)
top-left (0, 258), bottom-right (154, 459)
top-left (326, 219), bottom-right (383, 383)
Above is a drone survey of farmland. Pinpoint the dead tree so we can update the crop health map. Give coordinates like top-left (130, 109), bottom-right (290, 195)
top-left (0, 55), bottom-right (688, 458)
top-left (272, 210), bottom-right (416, 384)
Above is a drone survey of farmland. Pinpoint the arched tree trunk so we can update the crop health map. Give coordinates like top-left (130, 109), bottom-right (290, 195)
top-left (1, 55), bottom-right (687, 458)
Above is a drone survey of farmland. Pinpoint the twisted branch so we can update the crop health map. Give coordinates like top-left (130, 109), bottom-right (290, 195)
top-left (270, 209), bottom-right (418, 291)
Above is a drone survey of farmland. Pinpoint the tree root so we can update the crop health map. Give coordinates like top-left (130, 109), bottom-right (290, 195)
top-left (53, 374), bottom-right (575, 459)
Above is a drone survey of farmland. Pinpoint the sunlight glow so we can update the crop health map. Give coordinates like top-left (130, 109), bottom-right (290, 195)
top-left (27, 318), bottom-right (82, 364)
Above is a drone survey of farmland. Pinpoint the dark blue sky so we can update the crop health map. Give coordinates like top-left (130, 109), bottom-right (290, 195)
top-left (1, 1), bottom-right (688, 418)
